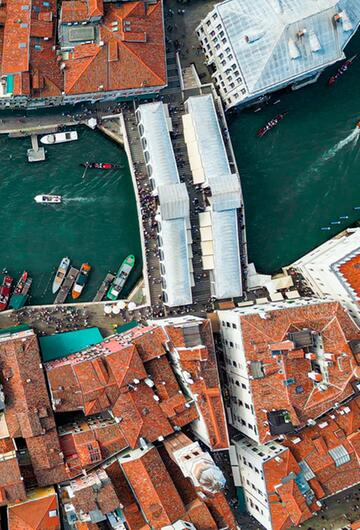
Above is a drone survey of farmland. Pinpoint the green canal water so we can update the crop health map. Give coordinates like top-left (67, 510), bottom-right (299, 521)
top-left (0, 126), bottom-right (142, 304)
top-left (229, 32), bottom-right (360, 274)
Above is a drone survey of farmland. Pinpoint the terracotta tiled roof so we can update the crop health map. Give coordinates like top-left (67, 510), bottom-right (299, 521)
top-left (164, 319), bottom-right (230, 450)
top-left (339, 254), bottom-right (360, 300)
top-left (262, 396), bottom-right (360, 530)
top-left (0, 448), bottom-right (26, 506)
top-left (235, 301), bottom-right (360, 443)
top-left (121, 446), bottom-right (187, 529)
top-left (0, 330), bottom-right (66, 487)
top-left (8, 487), bottom-right (60, 530)
top-left (45, 327), bottom-right (199, 448)
top-left (1, 0), bottom-right (165, 99)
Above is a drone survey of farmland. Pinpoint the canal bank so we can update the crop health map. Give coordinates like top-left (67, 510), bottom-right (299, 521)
top-left (0, 125), bottom-right (142, 304)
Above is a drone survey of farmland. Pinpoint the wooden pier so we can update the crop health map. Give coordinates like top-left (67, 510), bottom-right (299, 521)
top-left (93, 273), bottom-right (115, 302)
top-left (54, 267), bottom-right (79, 304)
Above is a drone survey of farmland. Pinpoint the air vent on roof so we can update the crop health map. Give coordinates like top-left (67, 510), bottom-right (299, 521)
top-left (19, 43), bottom-right (27, 49)
top-left (309, 31), bottom-right (321, 52)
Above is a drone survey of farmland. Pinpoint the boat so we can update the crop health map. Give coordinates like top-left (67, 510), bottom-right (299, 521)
top-left (80, 162), bottom-right (122, 170)
top-left (339, 216), bottom-right (349, 219)
top-left (0, 275), bottom-right (13, 311)
top-left (9, 276), bottom-right (32, 310)
top-left (357, 121), bottom-right (360, 129)
top-left (256, 112), bottom-right (288, 138)
top-left (107, 255), bottom-right (135, 301)
top-left (328, 55), bottom-right (357, 86)
top-left (354, 207), bottom-right (360, 210)
top-left (40, 131), bottom-right (78, 145)
top-left (321, 227), bottom-right (331, 231)
top-left (34, 195), bottom-right (62, 204)
top-left (330, 221), bottom-right (341, 225)
top-left (14, 271), bottom-right (28, 294)
top-left (72, 263), bottom-right (91, 299)
top-left (52, 257), bottom-right (70, 294)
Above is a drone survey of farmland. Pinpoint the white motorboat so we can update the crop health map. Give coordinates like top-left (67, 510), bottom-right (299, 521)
top-left (52, 257), bottom-right (70, 293)
top-left (34, 194), bottom-right (62, 204)
top-left (40, 131), bottom-right (78, 145)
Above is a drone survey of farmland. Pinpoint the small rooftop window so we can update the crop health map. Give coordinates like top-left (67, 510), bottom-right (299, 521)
top-left (19, 43), bottom-right (27, 49)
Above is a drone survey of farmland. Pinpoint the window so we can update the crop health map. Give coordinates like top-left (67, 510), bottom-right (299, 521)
top-left (245, 403), bottom-right (250, 409)
top-left (226, 322), bottom-right (230, 328)
top-left (216, 24), bottom-right (222, 30)
top-left (235, 380), bottom-right (240, 387)
top-left (241, 419), bottom-right (246, 426)
top-left (230, 341), bottom-right (234, 348)
top-left (232, 323), bottom-right (237, 329)
top-left (212, 12), bottom-right (218, 19)
top-left (206, 20), bottom-right (211, 26)
top-left (233, 361), bottom-right (237, 367)
top-left (241, 383), bottom-right (246, 389)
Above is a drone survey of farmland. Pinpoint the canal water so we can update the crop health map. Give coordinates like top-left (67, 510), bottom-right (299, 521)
top-left (0, 126), bottom-right (142, 304)
top-left (229, 32), bottom-right (360, 274)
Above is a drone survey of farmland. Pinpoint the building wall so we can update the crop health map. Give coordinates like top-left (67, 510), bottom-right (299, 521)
top-left (218, 310), bottom-right (259, 442)
top-left (231, 437), bottom-right (285, 530)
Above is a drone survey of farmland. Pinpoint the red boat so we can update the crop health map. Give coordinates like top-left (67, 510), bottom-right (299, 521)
top-left (81, 162), bottom-right (122, 170)
top-left (0, 275), bottom-right (13, 311)
top-left (256, 112), bottom-right (288, 138)
top-left (14, 271), bottom-right (28, 294)
top-left (328, 55), bottom-right (357, 86)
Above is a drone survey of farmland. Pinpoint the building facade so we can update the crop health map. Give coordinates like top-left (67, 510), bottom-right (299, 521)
top-left (196, 0), bottom-right (360, 110)
top-left (290, 227), bottom-right (360, 325)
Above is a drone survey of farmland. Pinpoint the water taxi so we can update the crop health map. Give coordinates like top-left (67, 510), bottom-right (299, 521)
top-left (40, 131), bottom-right (78, 145)
top-left (34, 195), bottom-right (62, 204)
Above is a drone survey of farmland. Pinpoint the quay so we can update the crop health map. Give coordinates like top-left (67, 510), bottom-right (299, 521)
top-left (93, 273), bottom-right (115, 302)
top-left (27, 134), bottom-right (45, 162)
top-left (54, 267), bottom-right (79, 305)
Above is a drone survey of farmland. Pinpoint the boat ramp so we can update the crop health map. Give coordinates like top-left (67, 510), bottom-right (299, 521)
top-left (93, 273), bottom-right (115, 302)
top-left (54, 267), bottom-right (79, 304)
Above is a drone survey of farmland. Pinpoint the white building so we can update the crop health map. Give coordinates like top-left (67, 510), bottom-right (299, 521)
top-left (183, 94), bottom-right (243, 299)
top-left (136, 102), bottom-right (193, 307)
top-left (230, 436), bottom-right (286, 530)
top-left (217, 297), bottom-right (360, 444)
top-left (290, 228), bottom-right (360, 325)
top-left (196, 0), bottom-right (360, 109)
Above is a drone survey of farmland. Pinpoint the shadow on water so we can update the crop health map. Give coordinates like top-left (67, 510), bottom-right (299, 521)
top-left (229, 32), bottom-right (360, 274)
top-left (0, 126), bottom-right (142, 304)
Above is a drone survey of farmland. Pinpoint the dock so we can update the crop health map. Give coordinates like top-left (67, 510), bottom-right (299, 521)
top-left (54, 267), bottom-right (79, 305)
top-left (93, 273), bottom-right (115, 302)
top-left (27, 134), bottom-right (45, 162)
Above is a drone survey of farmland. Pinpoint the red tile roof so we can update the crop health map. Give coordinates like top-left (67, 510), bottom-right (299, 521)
top-left (0, 447), bottom-right (26, 506)
top-left (46, 327), bottom-right (198, 448)
top-left (262, 395), bottom-right (360, 530)
top-left (121, 446), bottom-right (187, 529)
top-left (164, 319), bottom-right (229, 450)
top-left (0, 330), bottom-right (66, 486)
top-left (235, 301), bottom-right (360, 443)
top-left (8, 488), bottom-right (60, 530)
top-left (1, 0), bottom-right (165, 99)
top-left (339, 254), bottom-right (360, 300)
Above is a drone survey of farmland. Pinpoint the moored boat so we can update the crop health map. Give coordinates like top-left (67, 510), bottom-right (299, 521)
top-left (72, 263), bottom-right (91, 299)
top-left (256, 112), bottom-right (288, 138)
top-left (0, 275), bottom-right (13, 311)
top-left (40, 131), bottom-right (78, 145)
top-left (34, 194), bottom-right (62, 204)
top-left (14, 271), bottom-right (28, 294)
top-left (328, 55), bottom-right (357, 86)
top-left (107, 255), bottom-right (135, 301)
top-left (80, 162), bottom-right (122, 170)
top-left (52, 257), bottom-right (70, 294)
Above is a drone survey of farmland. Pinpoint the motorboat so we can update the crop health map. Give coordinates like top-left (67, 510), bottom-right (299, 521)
top-left (34, 194), bottom-right (62, 204)
top-left (72, 263), bottom-right (91, 299)
top-left (256, 112), bottom-right (288, 138)
top-left (107, 255), bottom-right (135, 301)
top-left (330, 221), bottom-right (341, 225)
top-left (14, 271), bottom-right (28, 294)
top-left (80, 162), bottom-right (122, 170)
top-left (0, 275), bottom-right (13, 311)
top-left (321, 227), bottom-right (331, 231)
top-left (339, 216), bottom-right (349, 219)
top-left (52, 257), bottom-right (70, 294)
top-left (40, 131), bottom-right (78, 145)
top-left (328, 55), bottom-right (357, 86)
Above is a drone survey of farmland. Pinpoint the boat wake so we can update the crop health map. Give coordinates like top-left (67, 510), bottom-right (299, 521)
top-left (62, 196), bottom-right (96, 203)
top-left (320, 127), bottom-right (360, 163)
